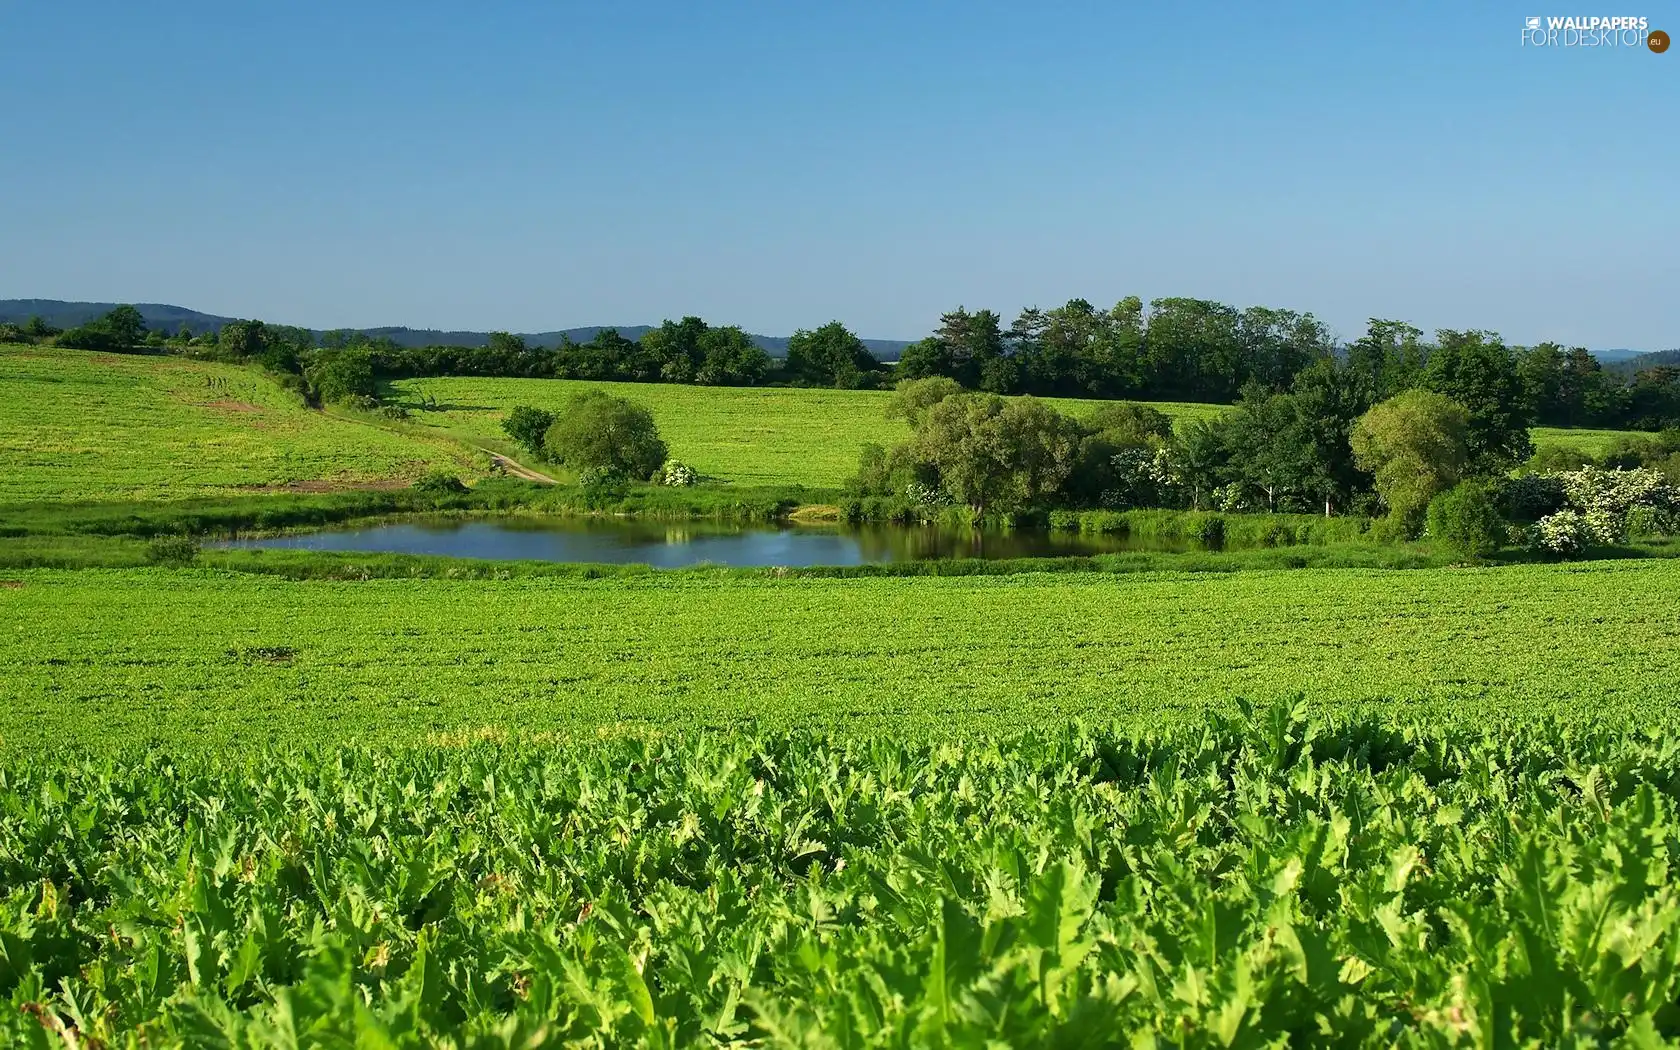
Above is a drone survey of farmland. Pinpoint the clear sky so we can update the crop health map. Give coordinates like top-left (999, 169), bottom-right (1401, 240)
top-left (1, 2), bottom-right (1675, 348)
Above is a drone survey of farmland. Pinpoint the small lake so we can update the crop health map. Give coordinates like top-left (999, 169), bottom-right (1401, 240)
top-left (215, 517), bottom-right (1201, 567)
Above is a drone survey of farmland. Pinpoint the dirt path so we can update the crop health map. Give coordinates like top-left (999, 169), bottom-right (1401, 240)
top-left (488, 452), bottom-right (557, 485)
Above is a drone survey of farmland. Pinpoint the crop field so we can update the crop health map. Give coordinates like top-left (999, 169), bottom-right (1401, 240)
top-left (385, 377), bottom-right (1228, 487)
top-left (7, 710), bottom-right (1680, 1045)
top-left (4, 559), bottom-right (1677, 751)
top-left (0, 345), bottom-right (477, 505)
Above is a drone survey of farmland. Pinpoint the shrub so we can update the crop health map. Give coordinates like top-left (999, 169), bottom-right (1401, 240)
top-left (1534, 511), bottom-right (1593, 556)
top-left (577, 467), bottom-right (631, 508)
top-left (544, 392), bottom-right (667, 479)
top-left (1426, 482), bottom-right (1505, 561)
top-left (1627, 505), bottom-right (1680, 539)
top-left (411, 472), bottom-right (469, 495)
top-left (145, 535), bottom-right (199, 565)
top-left (1196, 515), bottom-right (1226, 551)
top-left (658, 460), bottom-right (698, 487)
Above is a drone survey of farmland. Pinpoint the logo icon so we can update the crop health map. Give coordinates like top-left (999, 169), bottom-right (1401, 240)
top-left (1526, 16), bottom-right (1542, 30)
top-left (1651, 29), bottom-right (1671, 52)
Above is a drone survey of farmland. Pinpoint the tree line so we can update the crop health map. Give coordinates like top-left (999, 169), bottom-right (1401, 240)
top-left (5, 300), bottom-right (1677, 432)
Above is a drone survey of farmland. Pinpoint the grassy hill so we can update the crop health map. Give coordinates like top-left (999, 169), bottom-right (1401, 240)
top-left (1, 347), bottom-right (1650, 502)
top-left (0, 344), bottom-right (478, 505)
top-left (387, 374), bottom-right (1636, 488)
top-left (386, 376), bottom-right (1227, 487)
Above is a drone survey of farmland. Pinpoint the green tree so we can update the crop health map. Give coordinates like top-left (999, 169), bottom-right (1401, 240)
top-left (1423, 330), bottom-right (1533, 472)
top-left (487, 332), bottom-right (529, 355)
top-left (544, 391), bottom-right (668, 479)
top-left (1345, 320), bottom-right (1425, 402)
top-left (1350, 389), bottom-right (1472, 527)
top-left (894, 337), bottom-right (953, 381)
top-left (785, 322), bottom-right (878, 388)
top-left (1082, 401), bottom-right (1174, 448)
top-left (885, 377), bottom-right (963, 427)
top-left (101, 305), bottom-right (147, 348)
top-left (907, 393), bottom-right (1084, 516)
top-left (500, 406), bottom-right (556, 457)
top-left (303, 348), bottom-right (377, 404)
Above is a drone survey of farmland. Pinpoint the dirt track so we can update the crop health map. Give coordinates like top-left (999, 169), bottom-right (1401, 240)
top-left (489, 453), bottom-right (556, 485)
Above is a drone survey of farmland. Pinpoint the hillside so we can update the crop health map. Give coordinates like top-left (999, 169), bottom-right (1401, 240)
top-left (0, 299), bottom-right (915, 359)
top-left (0, 344), bottom-right (478, 504)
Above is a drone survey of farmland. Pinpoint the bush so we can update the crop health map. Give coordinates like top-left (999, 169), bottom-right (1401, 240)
top-left (1196, 515), bottom-right (1226, 551)
top-left (1533, 510), bottom-right (1593, 556)
top-left (1426, 482), bottom-right (1505, 561)
top-left (501, 406), bottom-right (556, 457)
top-left (657, 460), bottom-right (698, 486)
top-left (544, 392), bottom-right (667, 479)
top-left (411, 472), bottom-right (469, 496)
top-left (577, 467), bottom-right (631, 508)
top-left (145, 535), bottom-right (199, 565)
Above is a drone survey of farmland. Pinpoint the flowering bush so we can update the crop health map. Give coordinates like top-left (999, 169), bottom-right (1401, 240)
top-left (1533, 511), bottom-right (1592, 556)
top-left (1555, 466), bottom-right (1675, 519)
top-left (904, 481), bottom-right (951, 508)
top-left (1527, 467), bottom-right (1679, 555)
top-left (658, 460), bottom-right (698, 486)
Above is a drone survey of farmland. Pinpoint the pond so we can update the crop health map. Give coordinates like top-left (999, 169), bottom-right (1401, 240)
top-left (214, 516), bottom-right (1206, 567)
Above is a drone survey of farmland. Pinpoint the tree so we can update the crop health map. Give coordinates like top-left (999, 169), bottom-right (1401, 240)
top-left (1423, 330), bottom-right (1533, 472)
top-left (885, 377), bottom-right (963, 427)
top-left (932, 307), bottom-right (1006, 389)
top-left (303, 348), bottom-right (377, 404)
top-left (1082, 402), bottom-right (1174, 448)
top-left (487, 332), bottom-right (529, 355)
top-left (906, 393), bottom-right (1084, 516)
top-left (894, 338), bottom-right (953, 381)
top-left (1350, 389), bottom-right (1472, 526)
top-left (1345, 320), bottom-right (1425, 403)
top-left (697, 326), bottom-right (770, 385)
top-left (1173, 418), bottom-right (1230, 511)
top-left (102, 305), bottom-right (147, 348)
top-left (543, 391), bottom-right (667, 479)
top-left (1284, 357), bottom-right (1374, 515)
top-left (785, 322), bottom-right (878, 388)
top-left (501, 406), bottom-right (556, 457)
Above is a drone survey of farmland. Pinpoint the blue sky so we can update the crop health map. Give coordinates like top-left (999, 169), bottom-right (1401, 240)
top-left (1, 2), bottom-right (1674, 348)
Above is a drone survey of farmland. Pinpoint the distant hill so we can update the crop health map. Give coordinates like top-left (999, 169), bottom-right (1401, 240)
top-left (0, 300), bottom-right (915, 360)
top-left (1591, 348), bottom-right (1651, 364)
top-left (1606, 348), bottom-right (1680, 376)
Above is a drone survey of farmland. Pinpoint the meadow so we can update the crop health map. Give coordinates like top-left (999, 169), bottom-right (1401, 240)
top-left (4, 558), bottom-right (1676, 751)
top-left (0, 345), bottom-right (477, 505)
top-left (388, 374), bottom-right (1642, 488)
top-left (385, 376), bottom-right (1228, 487)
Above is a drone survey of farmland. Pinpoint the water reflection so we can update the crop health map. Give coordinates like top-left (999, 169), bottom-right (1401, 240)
top-left (215, 515), bottom-right (1199, 568)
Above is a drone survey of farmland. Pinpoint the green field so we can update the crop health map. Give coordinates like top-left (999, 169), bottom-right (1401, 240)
top-left (388, 374), bottom-right (1645, 488)
top-left (7, 350), bottom-right (1680, 1044)
top-left (0, 345), bottom-right (478, 505)
top-left (8, 715), bottom-right (1678, 1046)
top-left (386, 377), bottom-right (1228, 487)
top-left (1530, 425), bottom-right (1647, 456)
top-left (5, 559), bottom-right (1676, 750)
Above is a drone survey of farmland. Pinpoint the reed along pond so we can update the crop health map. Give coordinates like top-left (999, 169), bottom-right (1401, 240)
top-left (213, 516), bottom-right (1207, 568)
